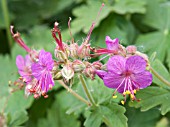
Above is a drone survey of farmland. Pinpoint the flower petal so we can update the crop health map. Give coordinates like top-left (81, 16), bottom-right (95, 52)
top-left (103, 72), bottom-right (125, 92)
top-left (31, 63), bottom-right (44, 79)
top-left (107, 55), bottom-right (126, 74)
top-left (126, 55), bottom-right (146, 73)
top-left (25, 55), bottom-right (32, 66)
top-left (39, 49), bottom-right (53, 70)
top-left (105, 36), bottom-right (119, 50)
top-left (95, 70), bottom-right (107, 79)
top-left (130, 71), bottom-right (153, 89)
top-left (16, 55), bottom-right (25, 70)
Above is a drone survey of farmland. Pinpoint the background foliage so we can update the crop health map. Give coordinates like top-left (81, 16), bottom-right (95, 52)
top-left (0, 0), bottom-right (170, 127)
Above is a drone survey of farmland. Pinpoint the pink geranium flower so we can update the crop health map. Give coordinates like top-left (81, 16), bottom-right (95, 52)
top-left (31, 49), bottom-right (54, 97)
top-left (96, 55), bottom-right (153, 103)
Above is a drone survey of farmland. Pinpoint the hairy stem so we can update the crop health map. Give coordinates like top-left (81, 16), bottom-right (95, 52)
top-left (58, 80), bottom-right (91, 106)
top-left (1, 0), bottom-right (13, 48)
top-left (150, 67), bottom-right (170, 87)
top-left (78, 74), bottom-right (96, 106)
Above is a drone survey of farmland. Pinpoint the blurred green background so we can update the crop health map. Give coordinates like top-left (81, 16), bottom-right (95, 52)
top-left (0, 0), bottom-right (170, 127)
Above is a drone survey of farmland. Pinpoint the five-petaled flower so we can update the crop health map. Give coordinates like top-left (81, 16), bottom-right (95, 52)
top-left (96, 55), bottom-right (153, 104)
top-left (31, 49), bottom-right (54, 98)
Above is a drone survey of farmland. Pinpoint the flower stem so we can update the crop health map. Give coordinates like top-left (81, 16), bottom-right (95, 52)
top-left (78, 74), bottom-right (96, 106)
top-left (1, 0), bottom-right (13, 48)
top-left (150, 67), bottom-right (170, 87)
top-left (58, 80), bottom-right (91, 106)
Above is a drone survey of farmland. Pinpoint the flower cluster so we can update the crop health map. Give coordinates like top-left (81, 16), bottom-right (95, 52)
top-left (11, 3), bottom-right (152, 104)
top-left (96, 37), bottom-right (152, 104)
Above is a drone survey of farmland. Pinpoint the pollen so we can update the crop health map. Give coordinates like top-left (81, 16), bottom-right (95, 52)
top-left (126, 90), bottom-right (131, 94)
top-left (112, 95), bottom-right (117, 99)
top-left (121, 100), bottom-right (125, 105)
top-left (8, 80), bottom-right (12, 85)
top-left (133, 89), bottom-right (136, 94)
top-left (130, 94), bottom-right (135, 100)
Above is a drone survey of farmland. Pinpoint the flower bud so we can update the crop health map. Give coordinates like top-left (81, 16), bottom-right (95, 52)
top-left (77, 43), bottom-right (91, 59)
top-left (55, 49), bottom-right (68, 62)
top-left (126, 45), bottom-right (137, 54)
top-left (53, 71), bottom-right (62, 80)
top-left (72, 60), bottom-right (85, 72)
top-left (83, 62), bottom-right (95, 80)
top-left (61, 65), bottom-right (74, 81)
top-left (92, 61), bottom-right (103, 70)
top-left (69, 43), bottom-right (79, 58)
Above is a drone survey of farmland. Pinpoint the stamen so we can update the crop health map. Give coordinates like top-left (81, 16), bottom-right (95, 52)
top-left (68, 17), bottom-right (74, 44)
top-left (52, 22), bottom-right (64, 51)
top-left (112, 95), bottom-right (117, 99)
top-left (85, 3), bottom-right (105, 43)
top-left (98, 54), bottom-right (110, 62)
top-left (10, 26), bottom-right (31, 52)
top-left (121, 100), bottom-right (125, 105)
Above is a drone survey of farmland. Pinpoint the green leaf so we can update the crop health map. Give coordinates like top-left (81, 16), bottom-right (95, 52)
top-left (156, 117), bottom-right (169, 127)
top-left (93, 14), bottom-right (128, 49)
top-left (136, 1), bottom-right (170, 61)
top-left (72, 1), bottom-right (111, 34)
top-left (84, 103), bottom-right (127, 127)
top-left (129, 86), bottom-right (170, 115)
top-left (151, 59), bottom-right (170, 89)
top-left (37, 90), bottom-right (80, 127)
top-left (9, 0), bottom-right (75, 29)
top-left (143, 0), bottom-right (170, 31)
top-left (112, 0), bottom-right (146, 14)
top-left (8, 110), bottom-right (28, 127)
top-left (126, 106), bottom-right (160, 127)
top-left (86, 77), bottom-right (124, 105)
top-left (84, 108), bottom-right (102, 127)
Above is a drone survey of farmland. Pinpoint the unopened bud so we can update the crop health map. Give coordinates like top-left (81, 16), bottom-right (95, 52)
top-left (61, 65), bottom-right (74, 81)
top-left (55, 49), bottom-right (68, 62)
top-left (92, 61), bottom-right (103, 70)
top-left (72, 60), bottom-right (85, 72)
top-left (54, 71), bottom-right (62, 80)
top-left (77, 43), bottom-right (91, 59)
top-left (83, 66), bottom-right (95, 80)
top-left (69, 43), bottom-right (79, 58)
top-left (126, 45), bottom-right (137, 54)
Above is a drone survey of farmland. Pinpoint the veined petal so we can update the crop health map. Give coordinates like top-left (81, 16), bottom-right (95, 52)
top-left (16, 55), bottom-right (25, 70)
top-left (107, 55), bottom-right (126, 74)
top-left (103, 72), bottom-right (125, 92)
top-left (39, 49), bottom-right (53, 70)
top-left (126, 55), bottom-right (146, 73)
top-left (130, 71), bottom-right (153, 89)
top-left (25, 55), bottom-right (32, 66)
top-left (95, 70), bottom-right (107, 79)
top-left (105, 36), bottom-right (119, 50)
top-left (31, 63), bottom-right (44, 79)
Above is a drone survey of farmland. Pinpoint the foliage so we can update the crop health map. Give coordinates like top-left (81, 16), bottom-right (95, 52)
top-left (0, 0), bottom-right (170, 127)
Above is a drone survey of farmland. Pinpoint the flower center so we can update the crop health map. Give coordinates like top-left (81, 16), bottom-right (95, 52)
top-left (123, 70), bottom-right (132, 77)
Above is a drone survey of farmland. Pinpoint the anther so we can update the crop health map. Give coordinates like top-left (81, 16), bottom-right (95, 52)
top-left (112, 95), bottom-right (117, 99)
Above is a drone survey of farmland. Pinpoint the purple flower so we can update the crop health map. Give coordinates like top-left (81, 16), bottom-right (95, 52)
top-left (96, 55), bottom-right (152, 102)
top-left (94, 36), bottom-right (119, 55)
top-left (105, 36), bottom-right (119, 51)
top-left (16, 55), bottom-right (32, 83)
top-left (31, 49), bottom-right (54, 97)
